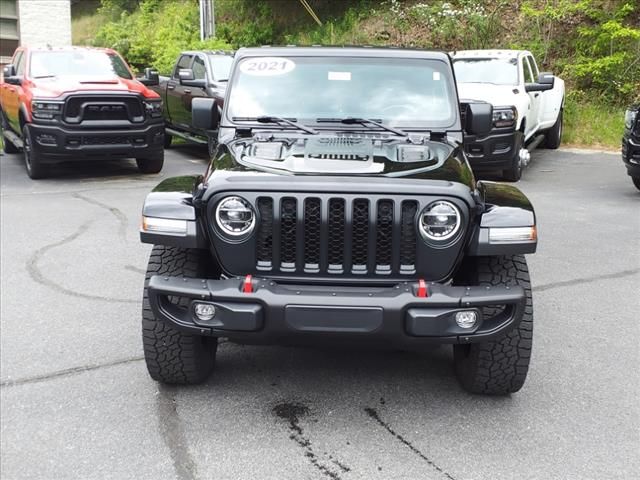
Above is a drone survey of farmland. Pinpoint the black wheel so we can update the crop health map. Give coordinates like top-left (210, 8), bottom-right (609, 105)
top-left (502, 150), bottom-right (522, 182)
top-left (1, 110), bottom-right (20, 154)
top-left (453, 255), bottom-right (533, 395)
top-left (543, 109), bottom-right (562, 149)
top-left (22, 124), bottom-right (47, 179)
top-left (632, 176), bottom-right (640, 191)
top-left (163, 131), bottom-right (172, 149)
top-left (136, 150), bottom-right (164, 173)
top-left (142, 245), bottom-right (218, 384)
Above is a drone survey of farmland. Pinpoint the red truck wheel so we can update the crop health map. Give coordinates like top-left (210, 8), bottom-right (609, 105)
top-left (136, 151), bottom-right (164, 174)
top-left (22, 125), bottom-right (47, 179)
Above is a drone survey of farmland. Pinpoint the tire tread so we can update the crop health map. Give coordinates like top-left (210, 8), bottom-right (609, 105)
top-left (454, 255), bottom-right (533, 395)
top-left (142, 245), bottom-right (217, 384)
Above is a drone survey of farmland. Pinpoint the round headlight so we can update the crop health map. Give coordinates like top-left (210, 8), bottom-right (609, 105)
top-left (215, 196), bottom-right (255, 236)
top-left (419, 201), bottom-right (461, 242)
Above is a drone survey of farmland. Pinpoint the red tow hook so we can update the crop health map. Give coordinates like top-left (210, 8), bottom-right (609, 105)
top-left (242, 275), bottom-right (254, 293)
top-left (416, 279), bottom-right (428, 298)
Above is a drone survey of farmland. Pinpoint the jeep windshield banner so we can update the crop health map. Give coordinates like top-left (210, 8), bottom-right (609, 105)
top-left (227, 56), bottom-right (457, 128)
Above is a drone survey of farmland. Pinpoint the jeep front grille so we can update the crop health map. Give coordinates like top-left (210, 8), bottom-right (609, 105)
top-left (254, 196), bottom-right (418, 275)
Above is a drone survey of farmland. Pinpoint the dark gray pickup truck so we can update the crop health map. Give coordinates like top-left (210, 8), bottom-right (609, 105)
top-left (147, 50), bottom-right (233, 153)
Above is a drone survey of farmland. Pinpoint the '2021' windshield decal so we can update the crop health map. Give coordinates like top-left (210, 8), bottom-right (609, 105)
top-left (240, 57), bottom-right (296, 76)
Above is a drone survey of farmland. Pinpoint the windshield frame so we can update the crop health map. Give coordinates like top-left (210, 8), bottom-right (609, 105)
top-left (452, 56), bottom-right (520, 86)
top-left (28, 49), bottom-right (134, 80)
top-left (222, 54), bottom-right (461, 132)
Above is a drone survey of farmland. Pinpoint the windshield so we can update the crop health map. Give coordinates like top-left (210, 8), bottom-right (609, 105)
top-left (453, 58), bottom-right (518, 86)
top-left (209, 55), bottom-right (233, 81)
top-left (29, 50), bottom-right (133, 79)
top-left (227, 56), bottom-right (457, 128)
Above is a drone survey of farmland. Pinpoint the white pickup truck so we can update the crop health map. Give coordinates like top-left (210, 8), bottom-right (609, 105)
top-left (452, 50), bottom-right (565, 181)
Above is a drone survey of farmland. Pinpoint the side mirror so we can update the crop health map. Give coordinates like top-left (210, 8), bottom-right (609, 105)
top-left (139, 67), bottom-right (159, 86)
top-left (192, 97), bottom-right (219, 131)
top-left (463, 102), bottom-right (493, 136)
top-left (178, 69), bottom-right (194, 82)
top-left (179, 68), bottom-right (206, 89)
top-left (525, 73), bottom-right (554, 92)
top-left (2, 64), bottom-right (21, 85)
top-left (3, 64), bottom-right (15, 77)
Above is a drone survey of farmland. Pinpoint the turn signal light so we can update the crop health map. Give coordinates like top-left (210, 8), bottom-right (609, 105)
top-left (489, 226), bottom-right (537, 243)
top-left (142, 216), bottom-right (188, 235)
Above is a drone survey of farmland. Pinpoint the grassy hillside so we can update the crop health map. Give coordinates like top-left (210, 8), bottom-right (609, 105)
top-left (71, 0), bottom-right (639, 149)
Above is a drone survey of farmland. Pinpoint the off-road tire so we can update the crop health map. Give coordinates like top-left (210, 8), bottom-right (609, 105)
top-left (502, 151), bottom-right (522, 182)
top-left (142, 245), bottom-right (218, 384)
top-left (136, 151), bottom-right (164, 174)
top-left (453, 255), bottom-right (533, 395)
top-left (1, 109), bottom-right (20, 154)
top-left (543, 109), bottom-right (563, 149)
top-left (632, 176), bottom-right (640, 191)
top-left (22, 124), bottom-right (46, 179)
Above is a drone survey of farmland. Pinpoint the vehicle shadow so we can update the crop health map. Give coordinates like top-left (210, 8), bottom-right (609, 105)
top-left (195, 342), bottom-right (494, 402)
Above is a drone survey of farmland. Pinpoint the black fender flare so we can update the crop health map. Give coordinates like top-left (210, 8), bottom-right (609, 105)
top-left (467, 181), bottom-right (537, 256)
top-left (140, 175), bottom-right (209, 249)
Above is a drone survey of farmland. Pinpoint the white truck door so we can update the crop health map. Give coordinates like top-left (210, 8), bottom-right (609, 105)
top-left (523, 56), bottom-right (541, 140)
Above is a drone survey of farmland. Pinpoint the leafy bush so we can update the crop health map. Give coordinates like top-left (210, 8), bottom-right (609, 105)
top-left (93, 0), bottom-right (231, 74)
top-left (517, 0), bottom-right (640, 103)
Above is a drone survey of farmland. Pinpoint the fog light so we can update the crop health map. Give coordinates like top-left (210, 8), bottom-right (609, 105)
top-left (36, 134), bottom-right (57, 145)
top-left (194, 303), bottom-right (216, 322)
top-left (455, 311), bottom-right (477, 329)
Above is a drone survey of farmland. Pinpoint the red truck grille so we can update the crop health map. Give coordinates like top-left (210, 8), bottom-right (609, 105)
top-left (63, 95), bottom-right (144, 124)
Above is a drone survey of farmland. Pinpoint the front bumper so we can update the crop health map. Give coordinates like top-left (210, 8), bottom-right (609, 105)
top-left (147, 275), bottom-right (526, 347)
top-left (622, 136), bottom-right (640, 177)
top-left (29, 122), bottom-right (164, 161)
top-left (464, 129), bottom-right (522, 171)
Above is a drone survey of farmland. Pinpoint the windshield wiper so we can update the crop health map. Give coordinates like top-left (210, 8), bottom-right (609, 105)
top-left (232, 116), bottom-right (317, 135)
top-left (316, 117), bottom-right (408, 137)
top-left (33, 75), bottom-right (57, 79)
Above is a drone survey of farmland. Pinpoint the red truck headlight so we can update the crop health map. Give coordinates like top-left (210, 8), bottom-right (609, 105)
top-left (31, 100), bottom-right (63, 119)
top-left (143, 99), bottom-right (163, 118)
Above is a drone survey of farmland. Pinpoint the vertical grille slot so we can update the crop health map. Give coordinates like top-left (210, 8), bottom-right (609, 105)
top-left (304, 198), bottom-right (321, 272)
top-left (351, 199), bottom-right (369, 274)
top-left (327, 198), bottom-right (345, 273)
top-left (256, 198), bottom-right (273, 270)
top-left (280, 197), bottom-right (297, 271)
top-left (375, 200), bottom-right (394, 274)
top-left (400, 200), bottom-right (418, 274)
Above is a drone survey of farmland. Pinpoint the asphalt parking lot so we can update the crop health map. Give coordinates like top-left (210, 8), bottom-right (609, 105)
top-left (1, 145), bottom-right (638, 480)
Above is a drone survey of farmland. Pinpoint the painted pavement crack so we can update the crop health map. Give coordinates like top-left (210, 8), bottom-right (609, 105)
top-left (0, 356), bottom-right (144, 387)
top-left (532, 268), bottom-right (639, 293)
top-left (72, 192), bottom-right (128, 241)
top-left (156, 385), bottom-right (199, 480)
top-left (364, 407), bottom-right (456, 480)
top-left (25, 220), bottom-right (138, 304)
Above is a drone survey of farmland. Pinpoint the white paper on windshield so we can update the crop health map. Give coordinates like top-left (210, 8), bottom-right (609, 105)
top-left (433, 71), bottom-right (441, 81)
top-left (328, 71), bottom-right (351, 81)
top-left (240, 57), bottom-right (296, 76)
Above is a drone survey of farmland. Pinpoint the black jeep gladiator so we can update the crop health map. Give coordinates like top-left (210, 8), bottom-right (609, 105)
top-left (139, 47), bottom-right (537, 395)
top-left (622, 104), bottom-right (640, 191)
top-left (146, 51), bottom-right (233, 154)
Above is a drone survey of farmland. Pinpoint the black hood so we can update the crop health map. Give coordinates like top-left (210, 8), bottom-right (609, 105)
top-left (205, 133), bottom-right (475, 189)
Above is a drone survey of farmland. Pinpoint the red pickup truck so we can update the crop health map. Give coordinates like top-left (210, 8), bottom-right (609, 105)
top-left (0, 46), bottom-right (164, 179)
